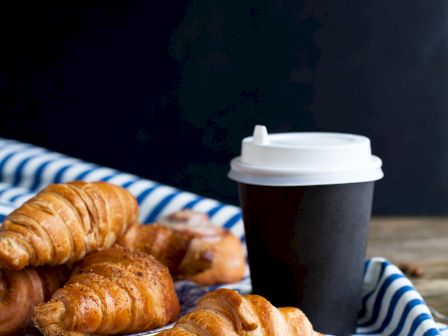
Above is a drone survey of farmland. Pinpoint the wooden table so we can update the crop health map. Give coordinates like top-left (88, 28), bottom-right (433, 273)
top-left (367, 217), bottom-right (448, 321)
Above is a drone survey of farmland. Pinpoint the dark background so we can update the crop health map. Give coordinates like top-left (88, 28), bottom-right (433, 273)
top-left (0, 1), bottom-right (447, 214)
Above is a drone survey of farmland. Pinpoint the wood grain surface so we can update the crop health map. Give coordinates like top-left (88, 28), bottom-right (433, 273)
top-left (367, 217), bottom-right (448, 321)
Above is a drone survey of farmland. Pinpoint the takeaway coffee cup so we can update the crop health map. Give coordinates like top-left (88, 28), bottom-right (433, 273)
top-left (228, 125), bottom-right (383, 335)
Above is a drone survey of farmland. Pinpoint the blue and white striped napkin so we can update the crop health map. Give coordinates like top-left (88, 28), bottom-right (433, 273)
top-left (0, 137), bottom-right (446, 336)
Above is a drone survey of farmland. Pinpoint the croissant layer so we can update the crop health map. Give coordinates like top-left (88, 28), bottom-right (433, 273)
top-left (0, 181), bottom-right (138, 270)
top-left (34, 246), bottom-right (180, 336)
top-left (158, 288), bottom-right (322, 336)
top-left (0, 266), bottom-right (67, 336)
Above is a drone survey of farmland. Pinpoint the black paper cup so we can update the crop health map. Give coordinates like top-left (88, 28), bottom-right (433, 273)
top-left (238, 181), bottom-right (374, 335)
top-left (229, 126), bottom-right (383, 335)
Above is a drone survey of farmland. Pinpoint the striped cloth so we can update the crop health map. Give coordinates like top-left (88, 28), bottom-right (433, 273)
top-left (0, 137), bottom-right (446, 336)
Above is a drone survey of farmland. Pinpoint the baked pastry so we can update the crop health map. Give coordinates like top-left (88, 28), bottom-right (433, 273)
top-left (119, 223), bottom-right (208, 277)
top-left (119, 210), bottom-right (246, 285)
top-left (158, 288), bottom-right (322, 336)
top-left (159, 210), bottom-right (210, 227)
top-left (0, 181), bottom-right (138, 270)
top-left (0, 266), bottom-right (67, 336)
top-left (34, 246), bottom-right (180, 336)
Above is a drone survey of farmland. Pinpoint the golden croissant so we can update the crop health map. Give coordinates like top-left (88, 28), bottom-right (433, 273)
top-left (0, 181), bottom-right (138, 270)
top-left (0, 266), bottom-right (68, 336)
top-left (34, 245), bottom-right (180, 336)
top-left (158, 288), bottom-right (322, 336)
top-left (119, 210), bottom-right (246, 285)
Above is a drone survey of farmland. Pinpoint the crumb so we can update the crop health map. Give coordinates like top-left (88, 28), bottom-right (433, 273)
top-left (399, 263), bottom-right (424, 278)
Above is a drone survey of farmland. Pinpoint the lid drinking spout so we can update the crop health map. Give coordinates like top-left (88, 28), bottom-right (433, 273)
top-left (252, 125), bottom-right (269, 144)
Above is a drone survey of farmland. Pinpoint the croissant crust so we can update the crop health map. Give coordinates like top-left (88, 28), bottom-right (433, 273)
top-left (34, 246), bottom-right (180, 336)
top-left (0, 266), bottom-right (67, 336)
top-left (0, 181), bottom-right (138, 270)
top-left (158, 288), bottom-right (322, 336)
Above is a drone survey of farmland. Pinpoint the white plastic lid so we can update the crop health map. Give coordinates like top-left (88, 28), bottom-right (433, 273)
top-left (228, 125), bottom-right (383, 186)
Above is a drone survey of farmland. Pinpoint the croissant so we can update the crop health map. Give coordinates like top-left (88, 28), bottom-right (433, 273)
top-left (119, 210), bottom-right (246, 285)
top-left (158, 288), bottom-right (322, 336)
top-left (0, 266), bottom-right (68, 336)
top-left (0, 181), bottom-right (138, 270)
top-left (34, 245), bottom-right (180, 336)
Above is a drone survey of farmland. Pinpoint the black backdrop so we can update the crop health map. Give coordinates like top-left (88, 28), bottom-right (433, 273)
top-left (1, 1), bottom-right (447, 214)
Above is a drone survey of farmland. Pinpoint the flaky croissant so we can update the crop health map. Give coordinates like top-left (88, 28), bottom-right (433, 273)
top-left (0, 266), bottom-right (68, 336)
top-left (34, 246), bottom-right (180, 336)
top-left (119, 210), bottom-right (246, 285)
top-left (158, 288), bottom-right (322, 336)
top-left (0, 181), bottom-right (138, 270)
